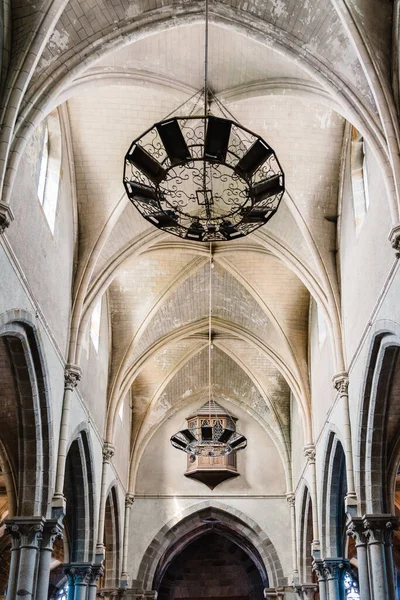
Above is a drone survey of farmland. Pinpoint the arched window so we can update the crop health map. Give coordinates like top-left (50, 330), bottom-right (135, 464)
top-left (55, 583), bottom-right (68, 599)
top-left (36, 109), bottom-right (62, 234)
top-left (344, 571), bottom-right (360, 599)
top-left (350, 126), bottom-right (370, 233)
top-left (90, 296), bottom-right (102, 353)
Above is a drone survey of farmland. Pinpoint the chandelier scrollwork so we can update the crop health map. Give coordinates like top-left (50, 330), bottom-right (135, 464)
top-left (123, 115), bottom-right (284, 242)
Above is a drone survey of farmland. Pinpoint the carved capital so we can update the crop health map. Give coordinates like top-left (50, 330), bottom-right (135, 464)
top-left (41, 518), bottom-right (63, 550)
top-left (103, 442), bottom-right (115, 462)
top-left (125, 493), bottom-right (135, 508)
top-left (346, 517), bottom-right (367, 546)
top-left (304, 444), bottom-right (316, 464)
top-left (294, 584), bottom-right (319, 600)
top-left (64, 562), bottom-right (93, 585)
top-left (323, 558), bottom-right (347, 580)
top-left (333, 372), bottom-right (349, 395)
top-left (363, 514), bottom-right (398, 545)
top-left (5, 517), bottom-right (45, 548)
top-left (65, 364), bottom-right (82, 390)
top-left (0, 202), bottom-right (14, 234)
top-left (389, 224), bottom-right (400, 258)
top-left (88, 564), bottom-right (104, 585)
top-left (286, 493), bottom-right (295, 508)
top-left (312, 559), bottom-right (325, 582)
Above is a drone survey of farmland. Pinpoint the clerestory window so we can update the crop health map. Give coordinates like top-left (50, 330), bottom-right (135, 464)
top-left (350, 126), bottom-right (370, 234)
top-left (36, 109), bottom-right (62, 234)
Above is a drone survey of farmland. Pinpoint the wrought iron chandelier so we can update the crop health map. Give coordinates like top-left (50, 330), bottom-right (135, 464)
top-left (170, 248), bottom-right (247, 457)
top-left (123, 0), bottom-right (284, 242)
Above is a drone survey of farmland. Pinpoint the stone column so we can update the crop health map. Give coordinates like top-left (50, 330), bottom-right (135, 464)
top-left (120, 494), bottom-right (135, 587)
top-left (304, 445), bottom-right (320, 557)
top-left (363, 515), bottom-right (398, 600)
top-left (5, 522), bottom-right (22, 600)
top-left (65, 563), bottom-right (93, 600)
top-left (36, 519), bottom-right (63, 600)
top-left (312, 560), bottom-right (327, 600)
top-left (53, 365), bottom-right (82, 518)
top-left (88, 564), bottom-right (104, 600)
top-left (332, 374), bottom-right (357, 514)
top-left (323, 558), bottom-right (347, 600)
top-left (286, 493), bottom-right (300, 585)
top-left (96, 443), bottom-right (115, 560)
top-left (346, 516), bottom-right (371, 600)
top-left (5, 517), bottom-right (45, 599)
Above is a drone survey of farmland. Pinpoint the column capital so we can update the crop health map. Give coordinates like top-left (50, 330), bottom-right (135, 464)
top-left (286, 493), bottom-right (295, 508)
top-left (389, 224), bottom-right (400, 258)
top-left (0, 202), bottom-right (14, 234)
top-left (5, 516), bottom-right (45, 548)
top-left (312, 559), bottom-right (326, 582)
top-left (41, 518), bottom-right (63, 550)
top-left (126, 493), bottom-right (135, 507)
top-left (65, 364), bottom-right (82, 390)
top-left (103, 442), bottom-right (115, 462)
top-left (304, 444), bottom-right (316, 464)
top-left (346, 516), bottom-right (367, 545)
top-left (64, 562), bottom-right (93, 585)
top-left (88, 563), bottom-right (104, 585)
top-left (322, 558), bottom-right (348, 580)
top-left (332, 372), bottom-right (349, 394)
top-left (294, 584), bottom-right (319, 599)
top-left (362, 514), bottom-right (399, 544)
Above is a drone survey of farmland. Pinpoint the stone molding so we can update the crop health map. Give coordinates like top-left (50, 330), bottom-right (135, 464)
top-left (0, 202), bottom-right (14, 234)
top-left (332, 372), bottom-right (349, 394)
top-left (64, 363), bottom-right (82, 390)
top-left (97, 590), bottom-right (158, 600)
top-left (303, 444), bottom-right (316, 464)
top-left (103, 442), bottom-right (116, 462)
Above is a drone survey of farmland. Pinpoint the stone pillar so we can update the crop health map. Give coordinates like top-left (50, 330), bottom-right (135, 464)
top-left (120, 494), bottom-right (135, 587)
top-left (36, 519), bottom-right (63, 600)
top-left (53, 365), bottom-right (82, 518)
top-left (5, 517), bottom-right (45, 599)
top-left (286, 493), bottom-right (300, 585)
top-left (346, 516), bottom-right (371, 600)
top-left (332, 374), bottom-right (357, 514)
top-left (323, 558), bottom-right (347, 600)
top-left (304, 445), bottom-right (320, 557)
top-left (65, 563), bottom-right (93, 600)
top-left (88, 565), bottom-right (104, 600)
top-left (96, 443), bottom-right (115, 560)
top-left (363, 515), bottom-right (398, 600)
top-left (312, 560), bottom-right (327, 600)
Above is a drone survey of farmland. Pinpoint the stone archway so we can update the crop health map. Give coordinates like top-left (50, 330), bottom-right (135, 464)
top-left (136, 502), bottom-right (285, 591)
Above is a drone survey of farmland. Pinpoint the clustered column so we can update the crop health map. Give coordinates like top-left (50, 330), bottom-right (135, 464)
top-left (5, 517), bottom-right (62, 600)
top-left (346, 514), bottom-right (398, 600)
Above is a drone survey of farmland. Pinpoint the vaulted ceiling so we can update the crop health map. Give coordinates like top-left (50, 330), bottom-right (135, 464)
top-left (6, 0), bottom-right (396, 486)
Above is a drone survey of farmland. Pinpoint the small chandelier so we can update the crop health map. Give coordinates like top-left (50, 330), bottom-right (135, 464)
top-left (123, 1), bottom-right (284, 242)
top-left (170, 248), bottom-right (247, 458)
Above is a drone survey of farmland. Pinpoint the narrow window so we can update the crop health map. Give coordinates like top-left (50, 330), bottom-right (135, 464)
top-left (36, 110), bottom-right (62, 234)
top-left (350, 126), bottom-right (369, 233)
top-left (37, 124), bottom-right (49, 205)
top-left (90, 297), bottom-right (102, 353)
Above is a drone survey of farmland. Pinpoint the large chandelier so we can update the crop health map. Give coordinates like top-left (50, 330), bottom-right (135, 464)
top-left (123, 1), bottom-right (284, 242)
top-left (170, 249), bottom-right (247, 457)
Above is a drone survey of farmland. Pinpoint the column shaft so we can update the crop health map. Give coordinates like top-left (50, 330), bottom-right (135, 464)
top-left (121, 495), bottom-right (134, 585)
top-left (96, 444), bottom-right (115, 557)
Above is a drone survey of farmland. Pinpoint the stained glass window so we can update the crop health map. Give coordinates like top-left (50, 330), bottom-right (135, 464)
top-left (55, 583), bottom-right (68, 600)
top-left (344, 572), bottom-right (360, 599)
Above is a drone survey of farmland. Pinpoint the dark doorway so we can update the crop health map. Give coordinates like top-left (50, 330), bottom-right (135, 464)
top-left (158, 532), bottom-right (264, 600)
